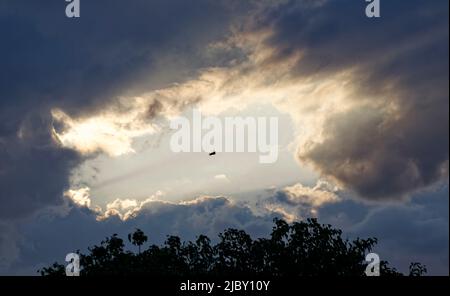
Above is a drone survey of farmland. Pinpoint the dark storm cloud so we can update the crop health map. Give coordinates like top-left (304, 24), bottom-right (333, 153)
top-left (0, 0), bottom-right (241, 115)
top-left (255, 0), bottom-right (449, 200)
top-left (0, 112), bottom-right (80, 220)
top-left (0, 0), bottom-right (249, 221)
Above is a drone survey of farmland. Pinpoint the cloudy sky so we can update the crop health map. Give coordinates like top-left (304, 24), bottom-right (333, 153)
top-left (0, 0), bottom-right (448, 275)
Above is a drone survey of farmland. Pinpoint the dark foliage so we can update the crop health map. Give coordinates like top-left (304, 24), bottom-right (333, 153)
top-left (39, 218), bottom-right (426, 276)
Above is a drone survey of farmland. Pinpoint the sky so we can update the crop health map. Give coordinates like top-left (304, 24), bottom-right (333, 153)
top-left (0, 0), bottom-right (448, 275)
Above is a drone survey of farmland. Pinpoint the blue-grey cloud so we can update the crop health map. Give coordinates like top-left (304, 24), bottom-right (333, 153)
top-left (319, 185), bottom-right (449, 275)
top-left (5, 196), bottom-right (276, 275)
top-left (2, 185), bottom-right (448, 275)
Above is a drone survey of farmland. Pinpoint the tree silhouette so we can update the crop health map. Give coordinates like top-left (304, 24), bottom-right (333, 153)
top-left (128, 228), bottom-right (148, 254)
top-left (39, 218), bottom-right (426, 276)
top-left (409, 262), bottom-right (428, 276)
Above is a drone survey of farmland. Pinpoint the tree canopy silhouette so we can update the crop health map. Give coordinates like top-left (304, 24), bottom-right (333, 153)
top-left (39, 218), bottom-right (426, 276)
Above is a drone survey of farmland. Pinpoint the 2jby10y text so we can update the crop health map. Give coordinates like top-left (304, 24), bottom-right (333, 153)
top-left (179, 280), bottom-right (270, 294)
